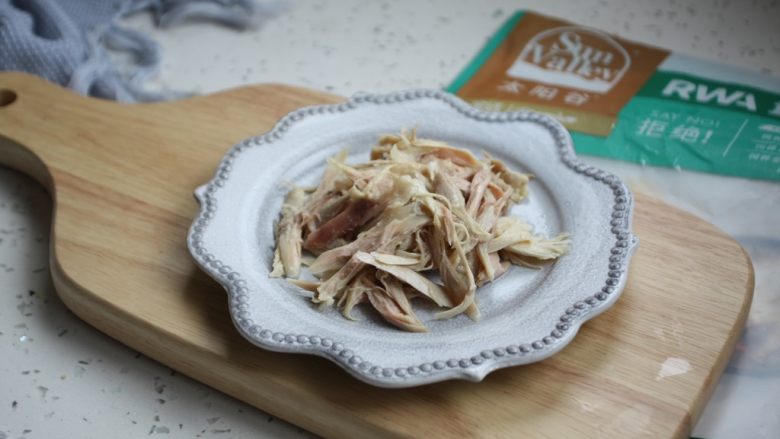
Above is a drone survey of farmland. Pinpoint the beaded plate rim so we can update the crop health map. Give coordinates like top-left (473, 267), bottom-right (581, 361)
top-left (187, 89), bottom-right (638, 388)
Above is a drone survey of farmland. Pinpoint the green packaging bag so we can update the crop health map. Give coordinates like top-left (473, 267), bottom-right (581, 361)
top-left (448, 11), bottom-right (780, 181)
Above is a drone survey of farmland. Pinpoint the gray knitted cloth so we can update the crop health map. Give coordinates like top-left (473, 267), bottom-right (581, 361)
top-left (0, 0), bottom-right (277, 101)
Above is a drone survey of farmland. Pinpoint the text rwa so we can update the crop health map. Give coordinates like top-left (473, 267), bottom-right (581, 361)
top-left (662, 79), bottom-right (756, 112)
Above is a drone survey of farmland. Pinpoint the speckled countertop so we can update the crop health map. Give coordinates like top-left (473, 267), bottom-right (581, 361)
top-left (1, 1), bottom-right (779, 438)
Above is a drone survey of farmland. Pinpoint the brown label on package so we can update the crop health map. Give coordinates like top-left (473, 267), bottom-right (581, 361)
top-left (455, 12), bottom-right (669, 136)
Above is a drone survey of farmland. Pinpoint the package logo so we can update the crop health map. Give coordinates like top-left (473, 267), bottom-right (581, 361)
top-left (507, 26), bottom-right (630, 93)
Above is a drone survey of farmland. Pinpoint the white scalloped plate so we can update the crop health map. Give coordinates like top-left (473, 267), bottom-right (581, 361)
top-left (187, 90), bottom-right (638, 388)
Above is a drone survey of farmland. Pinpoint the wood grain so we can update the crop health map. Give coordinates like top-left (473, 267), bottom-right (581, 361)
top-left (0, 72), bottom-right (753, 439)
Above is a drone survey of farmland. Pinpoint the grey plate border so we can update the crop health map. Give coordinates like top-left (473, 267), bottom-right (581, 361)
top-left (187, 89), bottom-right (638, 388)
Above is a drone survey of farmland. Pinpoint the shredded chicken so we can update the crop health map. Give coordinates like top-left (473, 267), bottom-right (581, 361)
top-left (271, 129), bottom-right (570, 331)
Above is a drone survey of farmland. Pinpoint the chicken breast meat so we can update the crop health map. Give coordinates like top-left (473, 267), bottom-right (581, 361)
top-left (271, 129), bottom-right (569, 332)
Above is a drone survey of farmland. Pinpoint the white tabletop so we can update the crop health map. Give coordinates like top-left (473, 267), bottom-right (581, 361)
top-left (2, 1), bottom-right (778, 438)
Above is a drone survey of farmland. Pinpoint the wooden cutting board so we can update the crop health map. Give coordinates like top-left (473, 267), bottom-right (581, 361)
top-left (0, 72), bottom-right (753, 439)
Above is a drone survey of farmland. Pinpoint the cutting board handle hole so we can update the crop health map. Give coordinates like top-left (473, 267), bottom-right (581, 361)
top-left (0, 90), bottom-right (17, 107)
